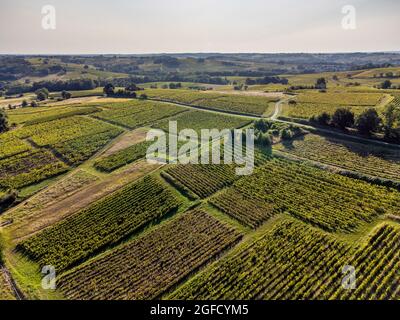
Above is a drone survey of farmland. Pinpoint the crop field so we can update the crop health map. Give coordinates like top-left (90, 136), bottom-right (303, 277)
top-left (144, 89), bottom-right (277, 115)
top-left (208, 157), bottom-right (400, 232)
top-left (16, 116), bottom-right (123, 165)
top-left (58, 209), bottom-right (242, 300)
top-left (2, 170), bottom-right (98, 224)
top-left (209, 188), bottom-right (275, 229)
top-left (329, 223), bottom-right (400, 300)
top-left (297, 92), bottom-right (384, 106)
top-left (0, 114), bottom-right (124, 190)
top-left (7, 105), bottom-right (99, 125)
top-left (93, 99), bottom-right (186, 129)
top-left (165, 164), bottom-right (238, 198)
top-left (3, 54), bottom-right (400, 302)
top-left (153, 110), bottom-right (252, 136)
top-left (282, 91), bottom-right (385, 119)
top-left (274, 133), bottom-right (400, 181)
top-left (94, 140), bottom-right (152, 172)
top-left (282, 102), bottom-right (372, 119)
top-left (170, 219), bottom-right (353, 299)
top-left (0, 132), bottom-right (32, 159)
top-left (0, 149), bottom-right (69, 189)
top-left (17, 176), bottom-right (182, 272)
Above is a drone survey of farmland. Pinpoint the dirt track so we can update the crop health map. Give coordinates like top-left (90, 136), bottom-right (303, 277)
top-left (10, 161), bottom-right (162, 241)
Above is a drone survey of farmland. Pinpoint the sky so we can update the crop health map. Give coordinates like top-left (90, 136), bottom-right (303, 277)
top-left (0, 0), bottom-right (399, 54)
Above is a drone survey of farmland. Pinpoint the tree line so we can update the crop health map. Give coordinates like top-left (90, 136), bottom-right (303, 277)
top-left (310, 104), bottom-right (400, 142)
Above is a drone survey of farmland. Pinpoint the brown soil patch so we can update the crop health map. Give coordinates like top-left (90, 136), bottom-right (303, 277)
top-left (102, 128), bottom-right (149, 157)
top-left (9, 160), bottom-right (162, 241)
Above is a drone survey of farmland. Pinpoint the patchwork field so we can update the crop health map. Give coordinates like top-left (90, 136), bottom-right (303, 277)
top-left (58, 209), bottom-right (242, 300)
top-left (2, 61), bottom-right (400, 302)
top-left (17, 176), bottom-right (182, 272)
top-left (209, 157), bottom-right (400, 232)
top-left (170, 219), bottom-right (354, 299)
top-left (93, 99), bottom-right (186, 129)
top-left (153, 110), bottom-right (252, 136)
top-left (274, 133), bottom-right (400, 181)
top-left (144, 89), bottom-right (277, 116)
top-left (7, 105), bottom-right (99, 125)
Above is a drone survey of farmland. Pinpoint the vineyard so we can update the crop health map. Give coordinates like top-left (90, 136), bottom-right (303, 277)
top-left (282, 92), bottom-right (385, 119)
top-left (7, 105), bottom-right (99, 125)
top-left (154, 110), bottom-right (252, 136)
top-left (282, 102), bottom-right (372, 119)
top-left (58, 209), bottom-right (242, 300)
top-left (169, 219), bottom-right (353, 300)
top-left (94, 140), bottom-right (152, 172)
top-left (0, 149), bottom-right (69, 189)
top-left (144, 89), bottom-right (277, 116)
top-left (168, 219), bottom-right (400, 300)
top-left (16, 116), bottom-right (123, 165)
top-left (208, 156), bottom-right (400, 232)
top-left (17, 176), bottom-right (182, 272)
top-left (165, 164), bottom-right (238, 198)
top-left (93, 99), bottom-right (186, 129)
top-left (296, 92), bottom-right (384, 106)
top-left (0, 132), bottom-right (32, 159)
top-left (329, 223), bottom-right (400, 300)
top-left (274, 133), bottom-right (400, 181)
top-left (209, 188), bottom-right (275, 229)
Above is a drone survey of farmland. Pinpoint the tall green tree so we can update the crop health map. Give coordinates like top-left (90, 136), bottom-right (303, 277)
top-left (315, 78), bottom-right (327, 90)
top-left (332, 108), bottom-right (354, 130)
top-left (0, 109), bottom-right (9, 133)
top-left (355, 108), bottom-right (382, 135)
top-left (103, 83), bottom-right (115, 96)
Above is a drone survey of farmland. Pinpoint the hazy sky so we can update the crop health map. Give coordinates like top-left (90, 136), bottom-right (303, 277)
top-left (1, 0), bottom-right (399, 54)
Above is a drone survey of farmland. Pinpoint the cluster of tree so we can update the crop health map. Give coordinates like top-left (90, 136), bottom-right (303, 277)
top-left (253, 119), bottom-right (302, 146)
top-left (245, 76), bottom-right (288, 85)
top-left (373, 72), bottom-right (400, 78)
top-left (0, 109), bottom-right (9, 133)
top-left (287, 85), bottom-right (315, 91)
top-left (0, 190), bottom-right (18, 213)
top-left (233, 84), bottom-right (248, 91)
top-left (153, 56), bottom-right (181, 68)
top-left (287, 78), bottom-right (327, 91)
top-left (0, 57), bottom-right (34, 81)
top-left (310, 107), bottom-right (383, 136)
top-left (375, 80), bottom-right (400, 90)
top-left (5, 79), bottom-right (98, 95)
top-left (103, 84), bottom-right (146, 99)
top-left (110, 74), bottom-right (229, 86)
top-left (35, 88), bottom-right (49, 101)
top-left (383, 104), bottom-right (400, 142)
top-left (315, 78), bottom-right (327, 90)
top-left (165, 83), bottom-right (182, 89)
